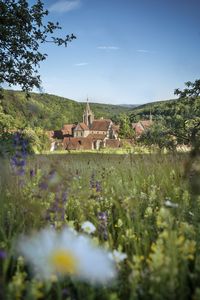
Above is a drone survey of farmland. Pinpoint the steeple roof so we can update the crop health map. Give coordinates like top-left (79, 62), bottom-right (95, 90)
top-left (85, 98), bottom-right (91, 112)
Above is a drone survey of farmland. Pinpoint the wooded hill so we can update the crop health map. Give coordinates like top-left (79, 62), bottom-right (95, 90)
top-left (0, 89), bottom-right (133, 130)
top-left (130, 96), bottom-right (199, 125)
top-left (130, 98), bottom-right (179, 121)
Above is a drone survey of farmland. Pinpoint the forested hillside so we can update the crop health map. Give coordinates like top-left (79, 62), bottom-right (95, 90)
top-left (130, 93), bottom-right (200, 150)
top-left (130, 98), bottom-right (178, 121)
top-left (0, 89), bottom-right (132, 130)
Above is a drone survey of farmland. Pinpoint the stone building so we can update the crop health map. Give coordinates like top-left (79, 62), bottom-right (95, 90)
top-left (49, 100), bottom-right (120, 151)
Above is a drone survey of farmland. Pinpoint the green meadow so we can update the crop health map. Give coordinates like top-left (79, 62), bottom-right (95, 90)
top-left (1, 152), bottom-right (200, 300)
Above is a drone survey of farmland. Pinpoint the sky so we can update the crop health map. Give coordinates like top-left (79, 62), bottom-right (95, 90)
top-left (23, 0), bottom-right (200, 104)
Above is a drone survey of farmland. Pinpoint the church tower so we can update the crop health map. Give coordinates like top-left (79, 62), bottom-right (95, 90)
top-left (83, 98), bottom-right (94, 127)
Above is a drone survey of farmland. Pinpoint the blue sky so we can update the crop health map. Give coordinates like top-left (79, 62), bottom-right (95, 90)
top-left (29, 0), bottom-right (200, 104)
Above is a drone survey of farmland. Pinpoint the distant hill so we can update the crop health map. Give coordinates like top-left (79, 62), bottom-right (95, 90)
top-left (119, 104), bottom-right (139, 108)
top-left (130, 98), bottom-right (180, 121)
top-left (0, 89), bottom-right (133, 130)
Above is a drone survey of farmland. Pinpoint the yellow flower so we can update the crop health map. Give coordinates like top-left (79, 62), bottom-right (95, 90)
top-left (49, 249), bottom-right (77, 274)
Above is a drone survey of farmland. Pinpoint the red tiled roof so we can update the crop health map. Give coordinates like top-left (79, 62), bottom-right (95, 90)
top-left (87, 133), bottom-right (107, 140)
top-left (140, 120), bottom-right (153, 127)
top-left (62, 124), bottom-right (75, 135)
top-left (74, 122), bottom-right (89, 131)
top-left (90, 119), bottom-right (112, 131)
top-left (63, 137), bottom-right (92, 150)
top-left (132, 120), bottom-right (153, 136)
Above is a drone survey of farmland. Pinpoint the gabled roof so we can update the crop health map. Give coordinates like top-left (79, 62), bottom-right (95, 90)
top-left (63, 137), bottom-right (92, 150)
top-left (74, 122), bottom-right (89, 131)
top-left (62, 124), bottom-right (75, 135)
top-left (90, 119), bottom-right (112, 131)
top-left (132, 120), bottom-right (153, 136)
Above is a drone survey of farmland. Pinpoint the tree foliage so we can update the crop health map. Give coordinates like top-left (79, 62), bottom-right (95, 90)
top-left (118, 113), bottom-right (135, 139)
top-left (174, 79), bottom-right (200, 99)
top-left (0, 90), bottom-right (130, 130)
top-left (131, 80), bottom-right (200, 151)
top-left (0, 0), bottom-right (76, 91)
top-left (0, 104), bottom-right (15, 131)
top-left (174, 80), bottom-right (200, 149)
top-left (139, 121), bottom-right (177, 150)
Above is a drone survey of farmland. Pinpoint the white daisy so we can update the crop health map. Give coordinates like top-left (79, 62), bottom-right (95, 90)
top-left (17, 228), bottom-right (116, 284)
top-left (164, 200), bottom-right (179, 208)
top-left (109, 250), bottom-right (127, 263)
top-left (81, 221), bottom-right (96, 234)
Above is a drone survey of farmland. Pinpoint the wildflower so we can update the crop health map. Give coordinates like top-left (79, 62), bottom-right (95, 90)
top-left (144, 206), bottom-right (153, 218)
top-left (62, 191), bottom-right (68, 204)
top-left (81, 221), bottom-right (96, 234)
top-left (0, 250), bottom-right (6, 260)
top-left (95, 181), bottom-right (102, 193)
top-left (10, 132), bottom-right (28, 183)
top-left (30, 169), bottom-right (35, 178)
top-left (98, 212), bottom-right (108, 240)
top-left (48, 170), bottom-right (60, 186)
top-left (115, 219), bottom-right (123, 228)
top-left (98, 212), bottom-right (107, 221)
top-left (39, 181), bottom-right (48, 191)
top-left (90, 173), bottom-right (95, 189)
top-left (109, 250), bottom-right (127, 263)
top-left (164, 199), bottom-right (179, 208)
top-left (18, 228), bottom-right (116, 284)
top-left (45, 190), bottom-right (68, 223)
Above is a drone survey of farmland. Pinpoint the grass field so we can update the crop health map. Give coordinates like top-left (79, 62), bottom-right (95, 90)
top-left (0, 151), bottom-right (200, 300)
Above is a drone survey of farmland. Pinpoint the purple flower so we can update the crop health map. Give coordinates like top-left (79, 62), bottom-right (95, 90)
top-left (16, 168), bottom-right (26, 176)
top-left (62, 288), bottom-right (69, 297)
top-left (62, 191), bottom-right (68, 204)
top-left (10, 132), bottom-right (28, 180)
top-left (98, 212), bottom-right (108, 241)
top-left (0, 250), bottom-right (7, 260)
top-left (39, 181), bottom-right (48, 190)
top-left (98, 212), bottom-right (107, 221)
top-left (30, 169), bottom-right (35, 177)
top-left (13, 132), bottom-right (20, 145)
top-left (45, 190), bottom-right (68, 223)
top-left (96, 181), bottom-right (102, 193)
top-left (48, 169), bottom-right (56, 180)
top-left (90, 173), bottom-right (96, 189)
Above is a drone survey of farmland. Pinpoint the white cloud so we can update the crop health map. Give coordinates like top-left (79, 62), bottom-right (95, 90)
top-left (49, 0), bottom-right (81, 13)
top-left (97, 46), bottom-right (119, 50)
top-left (74, 62), bottom-right (88, 66)
top-left (136, 49), bottom-right (155, 54)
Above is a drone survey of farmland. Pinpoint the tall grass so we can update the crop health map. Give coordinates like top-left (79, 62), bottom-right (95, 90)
top-left (0, 152), bottom-right (200, 300)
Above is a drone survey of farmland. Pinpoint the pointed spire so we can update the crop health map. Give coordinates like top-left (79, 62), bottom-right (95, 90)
top-left (86, 97), bottom-right (90, 112)
top-left (83, 97), bottom-right (94, 127)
